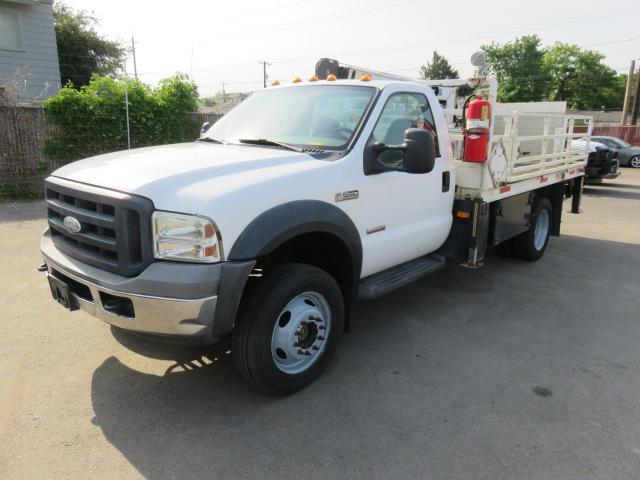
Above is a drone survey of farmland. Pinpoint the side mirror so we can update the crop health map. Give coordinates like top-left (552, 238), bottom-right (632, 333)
top-left (200, 121), bottom-right (211, 135)
top-left (364, 128), bottom-right (436, 175)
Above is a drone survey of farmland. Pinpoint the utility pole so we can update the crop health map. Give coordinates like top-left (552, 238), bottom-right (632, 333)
top-left (131, 36), bottom-right (138, 80)
top-left (222, 82), bottom-right (226, 103)
top-left (631, 69), bottom-right (640, 126)
top-left (190, 46), bottom-right (194, 79)
top-left (259, 60), bottom-right (271, 88)
top-left (123, 62), bottom-right (131, 149)
top-left (621, 60), bottom-right (635, 125)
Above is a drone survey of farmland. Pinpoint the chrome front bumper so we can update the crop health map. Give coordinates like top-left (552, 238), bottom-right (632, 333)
top-left (45, 266), bottom-right (218, 337)
top-left (41, 230), bottom-right (220, 338)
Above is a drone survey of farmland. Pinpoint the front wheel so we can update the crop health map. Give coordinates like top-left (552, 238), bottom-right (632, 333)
top-left (629, 156), bottom-right (640, 168)
top-left (233, 263), bottom-right (344, 395)
top-left (512, 197), bottom-right (552, 261)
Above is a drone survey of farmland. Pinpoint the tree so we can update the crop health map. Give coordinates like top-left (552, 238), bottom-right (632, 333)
top-left (600, 74), bottom-right (628, 110)
top-left (419, 51), bottom-right (459, 80)
top-left (54, 3), bottom-right (126, 87)
top-left (43, 73), bottom-right (199, 162)
top-left (481, 35), bottom-right (548, 102)
top-left (200, 96), bottom-right (218, 107)
top-left (543, 43), bottom-right (620, 110)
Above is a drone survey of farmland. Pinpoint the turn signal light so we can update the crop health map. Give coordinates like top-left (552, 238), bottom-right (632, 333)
top-left (309, 75), bottom-right (318, 82)
top-left (326, 74), bottom-right (337, 81)
top-left (271, 80), bottom-right (280, 86)
top-left (361, 74), bottom-right (372, 81)
top-left (455, 211), bottom-right (470, 220)
top-left (292, 76), bottom-right (302, 83)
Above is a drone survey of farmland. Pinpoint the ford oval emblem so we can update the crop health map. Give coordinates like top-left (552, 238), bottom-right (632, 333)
top-left (63, 216), bottom-right (82, 234)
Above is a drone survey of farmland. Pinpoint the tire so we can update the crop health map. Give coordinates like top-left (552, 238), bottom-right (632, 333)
top-left (629, 156), bottom-right (640, 169)
top-left (233, 263), bottom-right (344, 395)
top-left (512, 197), bottom-right (552, 262)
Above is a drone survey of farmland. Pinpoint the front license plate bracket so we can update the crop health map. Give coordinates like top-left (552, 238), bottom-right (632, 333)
top-left (48, 275), bottom-right (79, 311)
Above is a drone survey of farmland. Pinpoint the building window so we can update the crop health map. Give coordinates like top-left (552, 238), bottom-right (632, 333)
top-left (0, 10), bottom-right (23, 51)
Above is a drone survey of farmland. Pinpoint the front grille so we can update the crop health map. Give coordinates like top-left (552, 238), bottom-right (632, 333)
top-left (45, 177), bottom-right (155, 276)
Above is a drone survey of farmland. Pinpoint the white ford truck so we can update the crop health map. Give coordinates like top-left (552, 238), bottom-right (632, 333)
top-left (40, 59), bottom-right (592, 394)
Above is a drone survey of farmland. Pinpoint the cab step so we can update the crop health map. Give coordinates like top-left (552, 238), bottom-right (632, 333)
top-left (357, 254), bottom-right (445, 300)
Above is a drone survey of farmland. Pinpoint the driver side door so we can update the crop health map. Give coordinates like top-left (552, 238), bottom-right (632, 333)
top-left (357, 90), bottom-right (452, 277)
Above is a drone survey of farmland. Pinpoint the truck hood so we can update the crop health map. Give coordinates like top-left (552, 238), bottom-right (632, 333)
top-left (51, 142), bottom-right (326, 211)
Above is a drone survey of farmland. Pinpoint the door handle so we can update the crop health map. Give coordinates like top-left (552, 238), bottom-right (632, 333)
top-left (442, 171), bottom-right (450, 192)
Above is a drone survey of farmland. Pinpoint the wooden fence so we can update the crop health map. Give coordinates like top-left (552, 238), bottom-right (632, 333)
top-left (0, 106), bottom-right (50, 196)
top-left (591, 126), bottom-right (640, 146)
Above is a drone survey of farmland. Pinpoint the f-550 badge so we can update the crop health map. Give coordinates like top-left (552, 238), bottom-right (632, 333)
top-left (335, 190), bottom-right (359, 202)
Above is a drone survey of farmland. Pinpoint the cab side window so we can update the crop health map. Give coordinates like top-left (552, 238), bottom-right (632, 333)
top-left (371, 92), bottom-right (440, 157)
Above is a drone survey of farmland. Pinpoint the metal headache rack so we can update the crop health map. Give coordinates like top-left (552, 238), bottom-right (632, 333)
top-left (424, 77), bottom-right (592, 201)
top-left (452, 108), bottom-right (593, 201)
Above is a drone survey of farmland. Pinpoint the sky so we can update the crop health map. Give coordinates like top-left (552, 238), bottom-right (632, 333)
top-left (63, 0), bottom-right (640, 97)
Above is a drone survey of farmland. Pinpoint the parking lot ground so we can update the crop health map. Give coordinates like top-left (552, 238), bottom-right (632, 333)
top-left (1, 170), bottom-right (640, 480)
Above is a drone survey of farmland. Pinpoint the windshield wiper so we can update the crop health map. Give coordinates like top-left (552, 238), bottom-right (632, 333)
top-left (197, 137), bottom-right (225, 144)
top-left (238, 138), bottom-right (304, 153)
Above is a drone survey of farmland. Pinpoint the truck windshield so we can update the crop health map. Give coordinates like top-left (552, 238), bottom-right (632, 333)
top-left (202, 85), bottom-right (376, 151)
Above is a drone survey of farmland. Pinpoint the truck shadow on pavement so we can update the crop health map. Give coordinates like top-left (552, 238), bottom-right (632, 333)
top-left (596, 182), bottom-right (640, 190)
top-left (582, 186), bottom-right (640, 201)
top-left (89, 234), bottom-right (640, 480)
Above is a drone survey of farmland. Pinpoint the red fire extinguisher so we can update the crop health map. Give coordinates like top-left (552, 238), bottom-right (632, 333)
top-left (463, 96), bottom-right (491, 163)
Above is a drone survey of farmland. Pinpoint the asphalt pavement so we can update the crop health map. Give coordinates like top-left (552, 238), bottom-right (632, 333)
top-left (1, 170), bottom-right (639, 480)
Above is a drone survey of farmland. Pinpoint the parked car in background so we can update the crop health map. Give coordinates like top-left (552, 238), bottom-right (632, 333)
top-left (571, 139), bottom-right (621, 183)
top-left (591, 136), bottom-right (640, 168)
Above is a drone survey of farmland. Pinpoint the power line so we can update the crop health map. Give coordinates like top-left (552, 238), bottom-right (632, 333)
top-left (52, 5), bottom-right (639, 74)
top-left (226, 0), bottom-right (315, 20)
top-left (176, 4), bottom-right (640, 76)
top-left (53, 4), bottom-right (640, 90)
top-left (383, 39), bottom-right (638, 76)
top-left (313, 4), bottom-right (640, 61)
top-left (222, 0), bottom-right (418, 39)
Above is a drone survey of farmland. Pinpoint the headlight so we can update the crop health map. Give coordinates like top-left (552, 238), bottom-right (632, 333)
top-left (152, 211), bottom-right (222, 263)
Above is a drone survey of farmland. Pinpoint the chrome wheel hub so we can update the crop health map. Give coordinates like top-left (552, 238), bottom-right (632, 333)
top-left (271, 291), bottom-right (332, 374)
top-left (631, 157), bottom-right (640, 168)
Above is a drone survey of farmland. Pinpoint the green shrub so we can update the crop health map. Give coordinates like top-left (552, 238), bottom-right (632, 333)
top-left (43, 73), bottom-right (200, 164)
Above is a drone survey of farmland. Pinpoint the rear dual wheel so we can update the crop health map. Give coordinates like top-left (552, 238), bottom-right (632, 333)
top-left (497, 197), bottom-right (552, 262)
top-left (233, 263), bottom-right (344, 395)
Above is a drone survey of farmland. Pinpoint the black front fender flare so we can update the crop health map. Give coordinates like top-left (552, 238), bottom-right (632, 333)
top-left (228, 200), bottom-right (362, 285)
